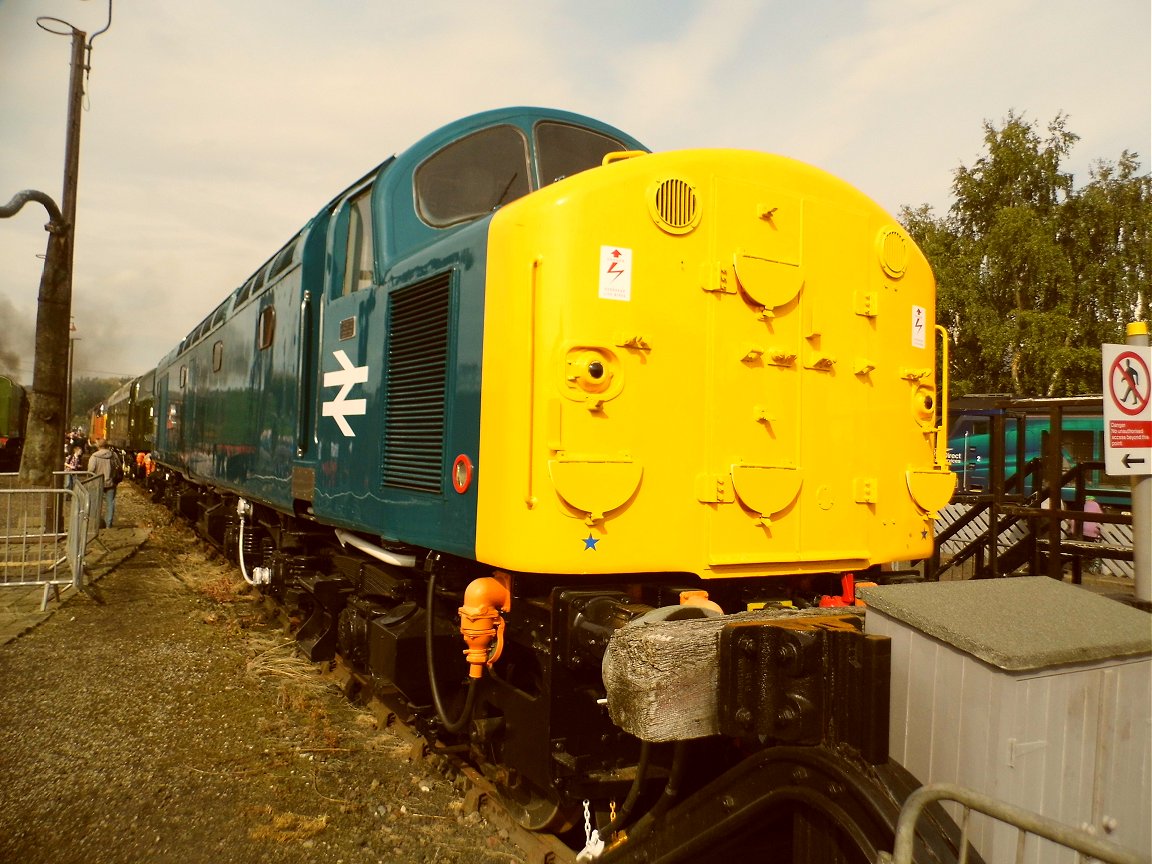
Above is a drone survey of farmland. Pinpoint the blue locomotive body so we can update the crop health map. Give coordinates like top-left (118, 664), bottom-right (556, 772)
top-left (151, 108), bottom-right (645, 559)
top-left (115, 108), bottom-right (975, 861)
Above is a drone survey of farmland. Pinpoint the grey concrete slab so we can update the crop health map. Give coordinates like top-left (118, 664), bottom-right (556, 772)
top-left (859, 577), bottom-right (1152, 671)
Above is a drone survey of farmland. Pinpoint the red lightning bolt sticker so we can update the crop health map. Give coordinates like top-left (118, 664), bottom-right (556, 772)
top-left (599, 246), bottom-right (633, 301)
top-left (911, 305), bottom-right (926, 349)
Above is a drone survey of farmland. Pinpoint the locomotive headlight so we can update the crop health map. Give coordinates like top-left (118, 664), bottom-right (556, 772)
top-left (561, 346), bottom-right (625, 408)
top-left (913, 385), bottom-right (937, 427)
top-left (567, 350), bottom-right (614, 394)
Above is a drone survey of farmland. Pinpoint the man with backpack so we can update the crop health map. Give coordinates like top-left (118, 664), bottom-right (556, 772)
top-left (87, 438), bottom-right (123, 529)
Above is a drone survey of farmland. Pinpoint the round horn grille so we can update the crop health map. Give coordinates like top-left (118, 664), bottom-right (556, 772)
top-left (650, 178), bottom-right (700, 234)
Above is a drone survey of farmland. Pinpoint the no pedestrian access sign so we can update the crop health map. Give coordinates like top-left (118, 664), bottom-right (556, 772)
top-left (1102, 343), bottom-right (1152, 476)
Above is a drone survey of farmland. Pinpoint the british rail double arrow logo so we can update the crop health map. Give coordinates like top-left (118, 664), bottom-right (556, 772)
top-left (322, 350), bottom-right (369, 436)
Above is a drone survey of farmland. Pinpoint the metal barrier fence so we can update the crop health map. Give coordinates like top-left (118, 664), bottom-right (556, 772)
top-left (879, 783), bottom-right (1144, 864)
top-left (0, 472), bottom-right (103, 609)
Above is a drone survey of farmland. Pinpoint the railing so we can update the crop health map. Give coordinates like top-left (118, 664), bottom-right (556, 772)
top-left (934, 503), bottom-right (1135, 581)
top-left (878, 783), bottom-right (1144, 864)
top-left (0, 472), bottom-right (102, 609)
top-left (930, 460), bottom-right (1134, 581)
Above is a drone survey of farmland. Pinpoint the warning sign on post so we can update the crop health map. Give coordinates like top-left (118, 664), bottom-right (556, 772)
top-left (1102, 343), bottom-right (1152, 476)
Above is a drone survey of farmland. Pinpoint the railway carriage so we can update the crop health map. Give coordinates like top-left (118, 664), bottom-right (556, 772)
top-left (142, 107), bottom-right (965, 862)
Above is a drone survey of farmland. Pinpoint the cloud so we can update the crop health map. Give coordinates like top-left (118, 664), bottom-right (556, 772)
top-left (1, 0), bottom-right (1147, 381)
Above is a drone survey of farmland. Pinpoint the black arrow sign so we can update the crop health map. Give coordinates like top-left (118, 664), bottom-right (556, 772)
top-left (1122, 453), bottom-right (1147, 468)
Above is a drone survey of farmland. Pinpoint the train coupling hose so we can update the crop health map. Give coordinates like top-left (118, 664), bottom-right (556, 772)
top-left (235, 498), bottom-right (271, 587)
top-left (459, 572), bottom-right (511, 679)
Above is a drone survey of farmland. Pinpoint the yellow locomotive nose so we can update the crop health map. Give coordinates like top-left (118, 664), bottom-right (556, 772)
top-left (479, 148), bottom-right (953, 577)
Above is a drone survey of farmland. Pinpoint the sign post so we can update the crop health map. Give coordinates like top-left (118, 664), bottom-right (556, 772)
top-left (1103, 324), bottom-right (1151, 607)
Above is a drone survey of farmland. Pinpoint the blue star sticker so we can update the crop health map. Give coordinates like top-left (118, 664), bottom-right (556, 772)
top-left (583, 534), bottom-right (600, 551)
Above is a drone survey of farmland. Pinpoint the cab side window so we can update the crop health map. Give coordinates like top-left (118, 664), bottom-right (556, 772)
top-left (258, 306), bottom-right (275, 350)
top-left (343, 189), bottom-right (375, 296)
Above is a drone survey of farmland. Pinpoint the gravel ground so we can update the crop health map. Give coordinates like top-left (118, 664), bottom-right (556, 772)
top-left (0, 484), bottom-right (527, 864)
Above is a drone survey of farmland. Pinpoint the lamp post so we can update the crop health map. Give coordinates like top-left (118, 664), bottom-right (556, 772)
top-left (66, 320), bottom-right (79, 439)
top-left (16, 1), bottom-right (111, 488)
top-left (1127, 322), bottom-right (1151, 609)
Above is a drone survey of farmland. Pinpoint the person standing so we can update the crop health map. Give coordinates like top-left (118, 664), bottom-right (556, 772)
top-left (1081, 495), bottom-right (1104, 574)
top-left (63, 444), bottom-right (84, 489)
top-left (1082, 496), bottom-right (1103, 541)
top-left (87, 438), bottom-right (120, 528)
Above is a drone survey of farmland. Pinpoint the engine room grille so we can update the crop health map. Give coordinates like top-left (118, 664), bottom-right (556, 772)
top-left (382, 273), bottom-right (451, 493)
top-left (650, 177), bottom-right (700, 234)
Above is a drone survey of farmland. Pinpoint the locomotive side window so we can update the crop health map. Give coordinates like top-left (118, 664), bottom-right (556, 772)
top-left (415, 125), bottom-right (530, 228)
top-left (342, 190), bottom-right (374, 296)
top-left (258, 306), bottom-right (275, 350)
top-left (234, 275), bottom-right (257, 309)
top-left (210, 298), bottom-right (229, 329)
top-left (268, 236), bottom-right (300, 283)
top-left (535, 121), bottom-right (631, 185)
top-left (212, 341), bottom-right (224, 373)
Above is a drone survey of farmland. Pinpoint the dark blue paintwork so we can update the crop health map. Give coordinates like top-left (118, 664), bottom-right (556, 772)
top-left (152, 108), bottom-right (645, 558)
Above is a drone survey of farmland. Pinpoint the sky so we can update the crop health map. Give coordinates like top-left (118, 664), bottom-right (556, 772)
top-left (1, 0), bottom-right (1149, 387)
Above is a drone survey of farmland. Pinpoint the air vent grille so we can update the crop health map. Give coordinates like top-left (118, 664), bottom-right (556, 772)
top-left (650, 178), bottom-right (700, 234)
top-left (382, 273), bottom-right (451, 493)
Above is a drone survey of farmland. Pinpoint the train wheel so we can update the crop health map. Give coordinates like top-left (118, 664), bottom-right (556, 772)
top-left (497, 773), bottom-right (578, 834)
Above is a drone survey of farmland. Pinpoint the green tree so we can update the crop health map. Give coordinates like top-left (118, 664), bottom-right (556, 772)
top-left (902, 111), bottom-right (1151, 396)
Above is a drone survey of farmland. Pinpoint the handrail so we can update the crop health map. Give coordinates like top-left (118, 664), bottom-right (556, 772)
top-left (295, 290), bottom-right (312, 457)
top-left (880, 783), bottom-right (1144, 864)
top-left (934, 325), bottom-right (949, 471)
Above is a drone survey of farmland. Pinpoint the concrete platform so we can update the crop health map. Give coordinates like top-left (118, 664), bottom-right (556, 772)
top-left (0, 523), bottom-right (151, 645)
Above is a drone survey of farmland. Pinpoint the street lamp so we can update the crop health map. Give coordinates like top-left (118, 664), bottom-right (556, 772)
top-left (13, 0), bottom-right (112, 487)
top-left (66, 319), bottom-right (80, 439)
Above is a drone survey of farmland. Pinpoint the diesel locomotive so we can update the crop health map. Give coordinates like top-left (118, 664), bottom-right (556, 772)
top-left (0, 375), bottom-right (28, 473)
top-left (91, 370), bottom-right (155, 454)
top-left (132, 107), bottom-right (963, 861)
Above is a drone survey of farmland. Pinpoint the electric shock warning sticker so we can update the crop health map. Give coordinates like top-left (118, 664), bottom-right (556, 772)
top-left (599, 246), bottom-right (632, 301)
top-left (911, 305), bottom-right (926, 349)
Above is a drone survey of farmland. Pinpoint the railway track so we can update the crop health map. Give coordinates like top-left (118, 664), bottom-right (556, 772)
top-left (260, 598), bottom-right (581, 864)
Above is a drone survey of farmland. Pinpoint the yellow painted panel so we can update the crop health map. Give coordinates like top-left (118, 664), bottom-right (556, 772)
top-left (548, 458), bottom-right (643, 523)
top-left (474, 149), bottom-right (944, 578)
top-left (732, 255), bottom-right (803, 310)
top-left (907, 469), bottom-right (957, 517)
top-left (729, 465), bottom-right (802, 521)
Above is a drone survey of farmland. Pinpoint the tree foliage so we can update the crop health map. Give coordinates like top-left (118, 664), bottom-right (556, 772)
top-left (901, 111), bottom-right (1150, 397)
